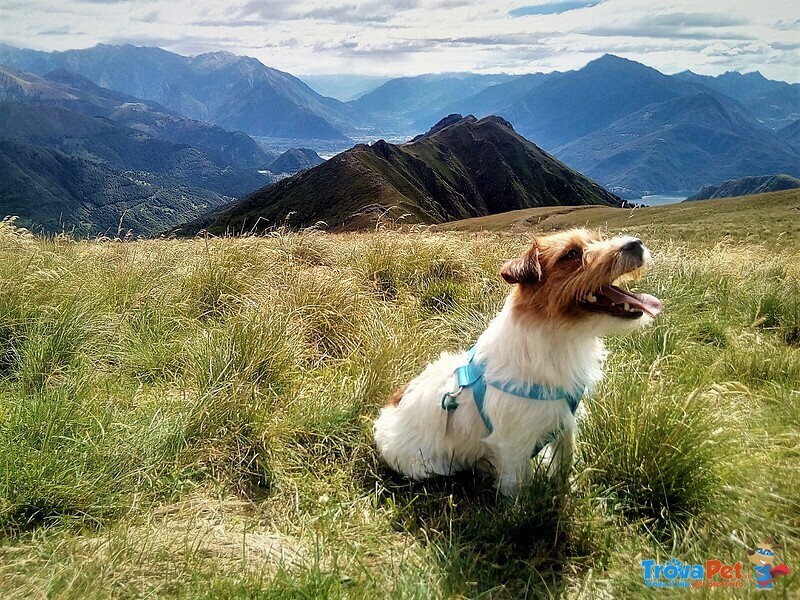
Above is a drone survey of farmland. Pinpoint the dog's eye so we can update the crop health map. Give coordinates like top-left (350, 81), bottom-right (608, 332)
top-left (562, 248), bottom-right (583, 261)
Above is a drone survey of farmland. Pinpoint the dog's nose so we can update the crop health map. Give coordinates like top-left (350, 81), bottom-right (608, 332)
top-left (621, 238), bottom-right (644, 259)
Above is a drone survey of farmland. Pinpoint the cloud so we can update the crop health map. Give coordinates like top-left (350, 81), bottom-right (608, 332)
top-left (0, 0), bottom-right (798, 83)
top-left (644, 12), bottom-right (748, 28)
top-left (76, 0), bottom-right (157, 3)
top-left (192, 19), bottom-right (270, 28)
top-left (37, 26), bottom-right (84, 36)
top-left (432, 34), bottom-right (561, 46)
top-left (771, 41), bottom-right (800, 51)
top-left (774, 17), bottom-right (800, 30)
top-left (325, 38), bottom-right (440, 56)
top-left (579, 10), bottom-right (756, 42)
top-left (509, 1), bottom-right (603, 17)
top-left (138, 11), bottom-right (160, 23)
top-left (239, 0), bottom-right (421, 24)
top-left (581, 25), bottom-right (754, 41)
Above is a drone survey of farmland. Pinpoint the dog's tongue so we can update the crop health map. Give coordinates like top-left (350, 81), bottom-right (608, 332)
top-left (602, 285), bottom-right (663, 317)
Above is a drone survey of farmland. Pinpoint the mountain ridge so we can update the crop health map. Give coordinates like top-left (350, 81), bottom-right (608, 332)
top-left (0, 138), bottom-right (233, 236)
top-left (267, 148), bottom-right (325, 174)
top-left (0, 43), bottom-right (360, 140)
top-left (555, 91), bottom-right (800, 197)
top-left (685, 174), bottom-right (800, 201)
top-left (0, 101), bottom-right (274, 235)
top-left (183, 114), bottom-right (624, 234)
top-left (0, 65), bottom-right (277, 168)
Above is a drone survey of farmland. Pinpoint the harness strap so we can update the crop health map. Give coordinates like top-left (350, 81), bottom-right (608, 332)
top-left (441, 345), bottom-right (585, 454)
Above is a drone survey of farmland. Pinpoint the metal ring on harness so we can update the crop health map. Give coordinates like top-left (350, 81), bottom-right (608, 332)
top-left (441, 385), bottom-right (463, 411)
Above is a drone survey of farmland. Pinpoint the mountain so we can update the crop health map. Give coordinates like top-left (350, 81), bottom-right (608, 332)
top-left (0, 66), bottom-right (277, 169)
top-left (350, 73), bottom-right (516, 128)
top-left (0, 66), bottom-right (168, 116)
top-left (685, 174), bottom-right (800, 201)
top-left (409, 55), bottom-right (799, 196)
top-left (184, 115), bottom-right (623, 234)
top-left (0, 102), bottom-right (274, 235)
top-left (778, 119), bottom-right (800, 150)
top-left (106, 103), bottom-right (278, 168)
top-left (0, 139), bottom-right (230, 236)
top-left (0, 44), bottom-right (361, 140)
top-left (0, 102), bottom-right (268, 197)
top-left (555, 92), bottom-right (800, 197)
top-left (674, 70), bottom-right (800, 129)
top-left (267, 148), bottom-right (324, 174)
top-left (300, 74), bottom-right (389, 101)
top-left (413, 73), bottom-right (552, 131)
top-left (499, 54), bottom-right (703, 149)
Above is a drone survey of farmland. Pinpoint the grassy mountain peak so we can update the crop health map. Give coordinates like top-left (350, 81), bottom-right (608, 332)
top-left (186, 115), bottom-right (622, 234)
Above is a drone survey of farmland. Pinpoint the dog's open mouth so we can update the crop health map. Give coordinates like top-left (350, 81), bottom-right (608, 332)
top-left (578, 284), bottom-right (663, 320)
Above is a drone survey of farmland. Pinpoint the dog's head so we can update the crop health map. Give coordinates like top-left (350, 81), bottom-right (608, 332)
top-left (500, 228), bottom-right (662, 333)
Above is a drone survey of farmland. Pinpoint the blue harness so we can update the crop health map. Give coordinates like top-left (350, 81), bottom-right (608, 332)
top-left (441, 345), bottom-right (585, 454)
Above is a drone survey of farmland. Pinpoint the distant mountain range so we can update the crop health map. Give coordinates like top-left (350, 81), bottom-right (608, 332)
top-left (779, 119), bottom-right (800, 150)
top-left (300, 74), bottom-right (389, 102)
top-left (555, 91), bottom-right (800, 197)
top-left (0, 62), bottom-right (291, 235)
top-left (674, 70), bottom-right (800, 130)
top-left (182, 115), bottom-right (624, 234)
top-left (0, 102), bottom-right (272, 235)
top-left (1, 42), bottom-right (799, 233)
top-left (350, 73), bottom-right (515, 129)
top-left (407, 55), bottom-right (800, 197)
top-left (0, 102), bottom-right (267, 196)
top-left (0, 43), bottom-right (361, 140)
top-left (505, 56), bottom-right (696, 149)
top-left (0, 138), bottom-right (229, 237)
top-left (0, 66), bottom-right (277, 168)
top-left (686, 174), bottom-right (800, 201)
top-left (412, 73), bottom-right (551, 132)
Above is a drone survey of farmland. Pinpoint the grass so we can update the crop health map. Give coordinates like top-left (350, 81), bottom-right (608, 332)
top-left (0, 193), bottom-right (799, 599)
top-left (442, 189), bottom-right (800, 248)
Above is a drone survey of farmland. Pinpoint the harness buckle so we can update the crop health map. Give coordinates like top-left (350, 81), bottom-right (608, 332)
top-left (441, 386), bottom-right (463, 411)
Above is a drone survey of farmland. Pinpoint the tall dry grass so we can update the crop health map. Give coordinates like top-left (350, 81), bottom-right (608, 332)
top-left (0, 218), bottom-right (798, 598)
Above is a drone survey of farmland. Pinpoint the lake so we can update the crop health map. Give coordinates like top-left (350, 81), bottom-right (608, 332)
top-left (639, 194), bottom-right (687, 206)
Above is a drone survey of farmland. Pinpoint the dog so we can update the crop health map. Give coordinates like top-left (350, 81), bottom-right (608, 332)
top-left (374, 228), bottom-right (663, 496)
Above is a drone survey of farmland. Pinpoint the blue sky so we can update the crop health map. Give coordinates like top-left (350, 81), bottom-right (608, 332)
top-left (0, 0), bottom-right (798, 81)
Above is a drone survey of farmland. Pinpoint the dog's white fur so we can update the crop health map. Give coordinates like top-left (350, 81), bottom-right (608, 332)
top-left (374, 230), bottom-right (657, 495)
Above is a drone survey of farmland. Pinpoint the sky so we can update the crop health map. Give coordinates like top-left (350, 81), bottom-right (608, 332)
top-left (0, 0), bottom-right (798, 82)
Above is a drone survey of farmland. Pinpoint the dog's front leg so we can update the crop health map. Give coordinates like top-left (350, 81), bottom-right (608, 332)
top-left (486, 439), bottom-right (533, 496)
top-left (544, 425), bottom-right (575, 481)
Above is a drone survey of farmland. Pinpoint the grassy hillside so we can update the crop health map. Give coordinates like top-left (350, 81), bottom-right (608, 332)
top-left (442, 188), bottom-right (800, 247)
top-left (1, 192), bottom-right (799, 598)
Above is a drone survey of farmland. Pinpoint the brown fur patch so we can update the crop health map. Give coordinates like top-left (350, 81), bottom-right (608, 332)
top-left (387, 385), bottom-right (407, 406)
top-left (503, 228), bottom-right (646, 322)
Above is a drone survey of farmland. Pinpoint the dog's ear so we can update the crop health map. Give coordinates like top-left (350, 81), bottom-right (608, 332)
top-left (500, 242), bottom-right (541, 284)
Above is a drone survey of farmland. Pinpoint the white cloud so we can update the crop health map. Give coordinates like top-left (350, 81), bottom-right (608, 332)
top-left (0, 0), bottom-right (797, 81)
